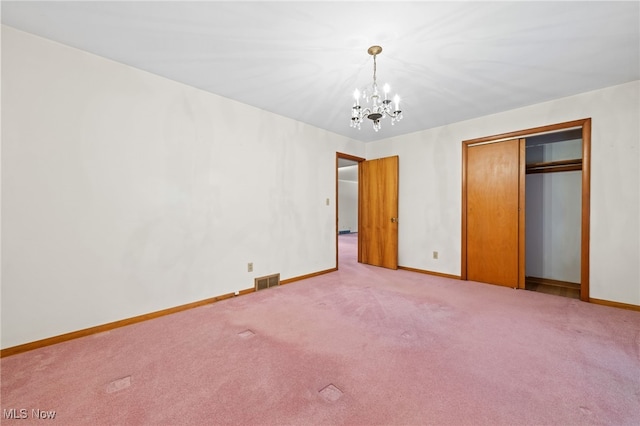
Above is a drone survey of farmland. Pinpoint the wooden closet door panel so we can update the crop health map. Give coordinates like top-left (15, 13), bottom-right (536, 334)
top-left (467, 139), bottom-right (520, 287)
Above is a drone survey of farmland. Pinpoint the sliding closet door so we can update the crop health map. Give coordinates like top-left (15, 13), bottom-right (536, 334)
top-left (466, 139), bottom-right (523, 287)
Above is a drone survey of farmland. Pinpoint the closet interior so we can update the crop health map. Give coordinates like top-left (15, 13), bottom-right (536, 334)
top-left (524, 129), bottom-right (583, 299)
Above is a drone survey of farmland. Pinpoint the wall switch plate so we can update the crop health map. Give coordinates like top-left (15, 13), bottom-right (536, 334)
top-left (326, 198), bottom-right (330, 206)
top-left (248, 262), bottom-right (253, 272)
top-left (433, 251), bottom-right (438, 260)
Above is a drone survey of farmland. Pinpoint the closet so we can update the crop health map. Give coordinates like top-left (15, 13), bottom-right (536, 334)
top-left (525, 130), bottom-right (582, 298)
top-left (462, 119), bottom-right (591, 301)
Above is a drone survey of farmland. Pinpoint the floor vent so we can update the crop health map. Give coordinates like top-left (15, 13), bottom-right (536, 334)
top-left (106, 376), bottom-right (132, 394)
top-left (319, 384), bottom-right (343, 402)
top-left (255, 273), bottom-right (280, 291)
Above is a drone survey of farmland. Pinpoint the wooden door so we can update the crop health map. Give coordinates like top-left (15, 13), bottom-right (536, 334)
top-left (359, 156), bottom-right (399, 269)
top-left (466, 139), bottom-right (523, 287)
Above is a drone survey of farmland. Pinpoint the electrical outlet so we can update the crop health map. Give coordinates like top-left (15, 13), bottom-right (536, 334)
top-left (433, 251), bottom-right (438, 260)
top-left (248, 262), bottom-right (253, 272)
top-left (234, 291), bottom-right (239, 296)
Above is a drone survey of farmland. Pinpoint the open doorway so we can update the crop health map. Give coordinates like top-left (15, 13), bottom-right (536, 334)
top-left (336, 153), bottom-right (364, 269)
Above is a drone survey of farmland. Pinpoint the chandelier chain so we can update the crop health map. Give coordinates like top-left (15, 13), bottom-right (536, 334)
top-left (372, 54), bottom-right (377, 86)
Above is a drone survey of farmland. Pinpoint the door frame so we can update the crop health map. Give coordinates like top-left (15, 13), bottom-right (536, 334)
top-left (461, 118), bottom-right (591, 301)
top-left (336, 152), bottom-right (365, 269)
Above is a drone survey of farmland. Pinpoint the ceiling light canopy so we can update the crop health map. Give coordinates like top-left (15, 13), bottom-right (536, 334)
top-left (350, 45), bottom-right (403, 132)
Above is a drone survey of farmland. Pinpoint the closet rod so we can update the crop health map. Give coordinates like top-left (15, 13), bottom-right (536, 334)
top-left (526, 158), bottom-right (582, 174)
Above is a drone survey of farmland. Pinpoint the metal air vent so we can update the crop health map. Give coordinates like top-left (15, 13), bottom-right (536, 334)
top-left (255, 273), bottom-right (280, 291)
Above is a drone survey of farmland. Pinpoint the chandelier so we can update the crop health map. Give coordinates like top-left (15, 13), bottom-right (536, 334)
top-left (350, 45), bottom-right (403, 132)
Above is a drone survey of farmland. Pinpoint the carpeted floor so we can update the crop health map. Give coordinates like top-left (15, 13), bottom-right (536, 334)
top-left (2, 233), bottom-right (639, 425)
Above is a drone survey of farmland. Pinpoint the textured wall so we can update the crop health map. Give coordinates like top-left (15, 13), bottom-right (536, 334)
top-left (3, 25), bottom-right (638, 350)
top-left (1, 26), bottom-right (364, 348)
top-left (366, 81), bottom-right (639, 305)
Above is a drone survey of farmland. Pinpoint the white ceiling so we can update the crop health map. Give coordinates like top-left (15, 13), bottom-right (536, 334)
top-left (2, 1), bottom-right (639, 142)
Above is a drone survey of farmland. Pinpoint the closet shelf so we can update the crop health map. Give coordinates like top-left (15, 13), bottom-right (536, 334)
top-left (526, 158), bottom-right (582, 174)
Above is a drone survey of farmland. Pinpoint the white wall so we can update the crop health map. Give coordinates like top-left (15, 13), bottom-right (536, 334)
top-left (3, 26), bottom-right (638, 350)
top-left (367, 80), bottom-right (640, 306)
top-left (338, 165), bottom-right (358, 232)
top-left (1, 26), bottom-right (365, 349)
top-left (526, 171), bottom-right (582, 283)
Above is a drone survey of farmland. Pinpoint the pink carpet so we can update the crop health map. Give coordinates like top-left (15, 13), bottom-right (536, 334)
top-left (2, 233), bottom-right (639, 425)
